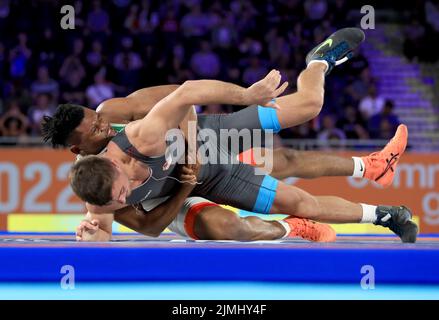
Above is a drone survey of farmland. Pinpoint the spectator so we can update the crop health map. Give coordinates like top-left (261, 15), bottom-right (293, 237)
top-left (27, 93), bottom-right (55, 136)
top-left (242, 57), bottom-right (268, 86)
top-left (329, 0), bottom-right (350, 28)
top-left (377, 119), bottom-right (398, 140)
top-left (6, 80), bottom-right (33, 112)
top-left (86, 0), bottom-right (110, 38)
top-left (0, 100), bottom-right (29, 138)
top-left (368, 100), bottom-right (400, 139)
top-left (72, 0), bottom-right (86, 30)
top-left (239, 37), bottom-right (263, 57)
top-left (403, 18), bottom-right (426, 62)
top-left (318, 114), bottom-right (347, 143)
top-left (190, 41), bottom-right (221, 79)
top-left (60, 70), bottom-right (86, 105)
top-left (181, 4), bottom-right (212, 38)
top-left (160, 9), bottom-right (179, 35)
top-left (9, 33), bottom-right (32, 80)
top-left (336, 105), bottom-right (369, 139)
top-left (359, 85), bottom-right (386, 119)
top-left (86, 69), bottom-right (115, 109)
top-left (59, 39), bottom-right (86, 84)
top-left (304, 0), bottom-right (328, 21)
top-left (37, 28), bottom-right (57, 66)
top-left (211, 15), bottom-right (237, 51)
top-left (280, 121), bottom-right (318, 141)
top-left (30, 66), bottom-right (59, 102)
top-left (113, 37), bottom-right (143, 92)
top-left (138, 0), bottom-right (160, 33)
top-left (124, 4), bottom-right (140, 33)
top-left (347, 67), bottom-right (375, 102)
top-left (268, 36), bottom-right (291, 67)
top-left (230, 0), bottom-right (257, 35)
top-left (0, 0), bottom-right (10, 33)
top-left (86, 40), bottom-right (104, 72)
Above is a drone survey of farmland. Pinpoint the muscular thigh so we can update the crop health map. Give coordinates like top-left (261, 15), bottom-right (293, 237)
top-left (270, 180), bottom-right (315, 214)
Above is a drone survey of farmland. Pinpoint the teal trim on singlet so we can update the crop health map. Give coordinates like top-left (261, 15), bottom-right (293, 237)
top-left (111, 123), bottom-right (127, 133)
top-left (257, 106), bottom-right (281, 133)
top-left (252, 175), bottom-right (278, 214)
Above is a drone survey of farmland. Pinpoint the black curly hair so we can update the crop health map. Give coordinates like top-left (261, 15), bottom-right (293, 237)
top-left (41, 104), bottom-right (85, 148)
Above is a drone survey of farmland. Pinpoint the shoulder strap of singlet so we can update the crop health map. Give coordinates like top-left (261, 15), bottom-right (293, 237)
top-left (111, 129), bottom-right (166, 164)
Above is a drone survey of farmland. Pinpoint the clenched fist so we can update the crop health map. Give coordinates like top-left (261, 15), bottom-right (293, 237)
top-left (76, 219), bottom-right (100, 241)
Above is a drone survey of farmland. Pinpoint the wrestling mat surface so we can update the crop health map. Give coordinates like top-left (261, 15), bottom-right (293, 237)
top-left (0, 232), bottom-right (438, 299)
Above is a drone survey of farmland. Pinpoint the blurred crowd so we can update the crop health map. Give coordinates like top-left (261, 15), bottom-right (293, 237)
top-left (0, 0), bottom-right (422, 146)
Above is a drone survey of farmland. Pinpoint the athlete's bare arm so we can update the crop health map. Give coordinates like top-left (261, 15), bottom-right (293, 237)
top-left (96, 85), bottom-right (180, 122)
top-left (76, 210), bottom-right (114, 241)
top-left (114, 178), bottom-right (196, 237)
top-left (96, 84), bottom-right (197, 139)
top-left (127, 70), bottom-right (287, 156)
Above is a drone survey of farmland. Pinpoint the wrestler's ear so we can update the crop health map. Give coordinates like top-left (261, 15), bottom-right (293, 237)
top-left (70, 146), bottom-right (80, 154)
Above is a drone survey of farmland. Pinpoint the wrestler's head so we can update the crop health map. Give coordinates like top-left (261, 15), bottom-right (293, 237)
top-left (70, 155), bottom-right (131, 207)
top-left (41, 104), bottom-right (115, 156)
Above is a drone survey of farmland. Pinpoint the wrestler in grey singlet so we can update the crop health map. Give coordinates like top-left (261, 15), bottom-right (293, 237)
top-left (111, 105), bottom-right (280, 213)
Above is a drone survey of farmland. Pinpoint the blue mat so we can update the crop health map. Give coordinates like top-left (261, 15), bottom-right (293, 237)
top-left (0, 234), bottom-right (438, 284)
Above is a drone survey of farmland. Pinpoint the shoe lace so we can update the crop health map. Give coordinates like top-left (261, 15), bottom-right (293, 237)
top-left (375, 152), bottom-right (399, 182)
top-left (324, 42), bottom-right (350, 63)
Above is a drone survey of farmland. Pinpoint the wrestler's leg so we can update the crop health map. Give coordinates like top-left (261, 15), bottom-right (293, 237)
top-left (240, 123), bottom-right (408, 187)
top-left (209, 164), bottom-right (417, 243)
top-left (170, 197), bottom-right (335, 242)
top-left (274, 63), bottom-right (326, 128)
top-left (193, 205), bottom-right (284, 241)
top-left (217, 63), bottom-right (325, 132)
top-left (268, 179), bottom-right (417, 243)
top-left (244, 147), bottom-right (354, 179)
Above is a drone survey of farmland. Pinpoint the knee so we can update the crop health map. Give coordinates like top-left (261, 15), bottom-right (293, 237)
top-left (280, 148), bottom-right (299, 164)
top-left (294, 194), bottom-right (321, 220)
top-left (307, 94), bottom-right (324, 119)
top-left (276, 190), bottom-right (320, 219)
top-left (300, 91), bottom-right (324, 120)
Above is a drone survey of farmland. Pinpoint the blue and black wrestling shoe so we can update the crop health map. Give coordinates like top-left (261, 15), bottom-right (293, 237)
top-left (374, 205), bottom-right (419, 243)
top-left (306, 27), bottom-right (365, 75)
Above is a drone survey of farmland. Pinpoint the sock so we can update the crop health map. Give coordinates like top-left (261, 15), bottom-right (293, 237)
top-left (352, 157), bottom-right (366, 178)
top-left (308, 59), bottom-right (329, 72)
top-left (360, 203), bottom-right (378, 223)
top-left (277, 220), bottom-right (291, 238)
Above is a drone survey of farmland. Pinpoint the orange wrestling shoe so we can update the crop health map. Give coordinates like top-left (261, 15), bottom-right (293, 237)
top-left (284, 217), bottom-right (336, 242)
top-left (361, 124), bottom-right (408, 188)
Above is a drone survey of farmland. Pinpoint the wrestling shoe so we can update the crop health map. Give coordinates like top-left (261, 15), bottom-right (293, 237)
top-left (283, 217), bottom-right (336, 242)
top-left (306, 27), bottom-right (365, 75)
top-left (374, 205), bottom-right (418, 243)
top-left (361, 124), bottom-right (408, 188)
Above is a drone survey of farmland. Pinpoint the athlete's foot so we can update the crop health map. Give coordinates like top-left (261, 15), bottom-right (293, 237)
top-left (284, 217), bottom-right (336, 242)
top-left (362, 124), bottom-right (408, 188)
top-left (374, 205), bottom-right (418, 243)
top-left (306, 27), bottom-right (365, 75)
